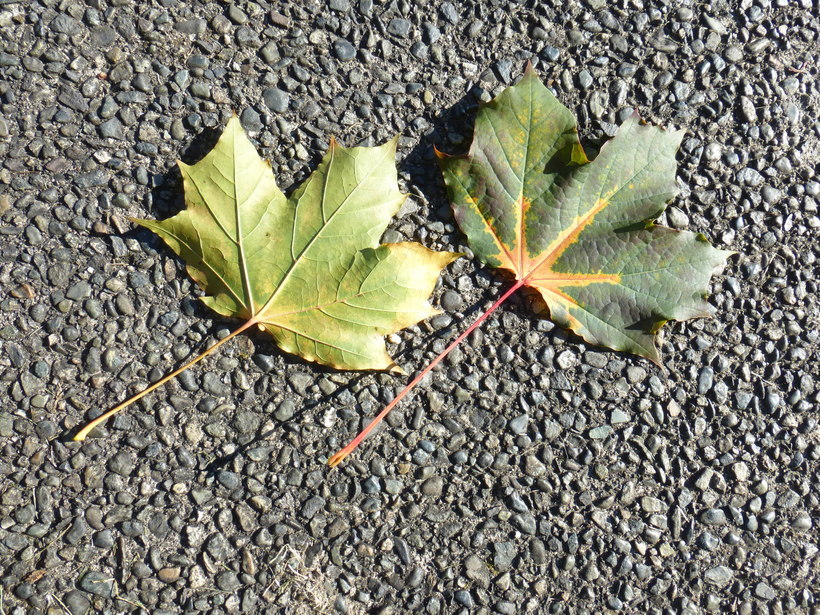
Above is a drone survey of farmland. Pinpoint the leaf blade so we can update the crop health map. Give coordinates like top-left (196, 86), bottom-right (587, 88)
top-left (440, 69), bottom-right (731, 362)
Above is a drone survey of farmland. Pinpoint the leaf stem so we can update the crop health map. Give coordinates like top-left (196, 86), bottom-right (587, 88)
top-left (73, 319), bottom-right (258, 441)
top-left (328, 278), bottom-right (527, 467)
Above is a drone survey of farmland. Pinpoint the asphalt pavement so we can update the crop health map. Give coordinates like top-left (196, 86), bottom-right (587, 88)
top-left (0, 1), bottom-right (817, 614)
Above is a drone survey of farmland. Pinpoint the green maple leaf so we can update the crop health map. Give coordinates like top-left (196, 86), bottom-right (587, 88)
top-left (75, 116), bottom-right (457, 440)
top-left (139, 117), bottom-right (457, 370)
top-left (438, 66), bottom-right (732, 362)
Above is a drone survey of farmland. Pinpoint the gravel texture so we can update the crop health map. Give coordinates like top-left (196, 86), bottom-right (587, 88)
top-left (0, 1), bottom-right (818, 614)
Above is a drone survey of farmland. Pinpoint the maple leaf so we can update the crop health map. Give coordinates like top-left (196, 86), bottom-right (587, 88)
top-left (438, 65), bottom-right (732, 362)
top-left (328, 66), bottom-right (732, 466)
top-left (74, 116), bottom-right (458, 441)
